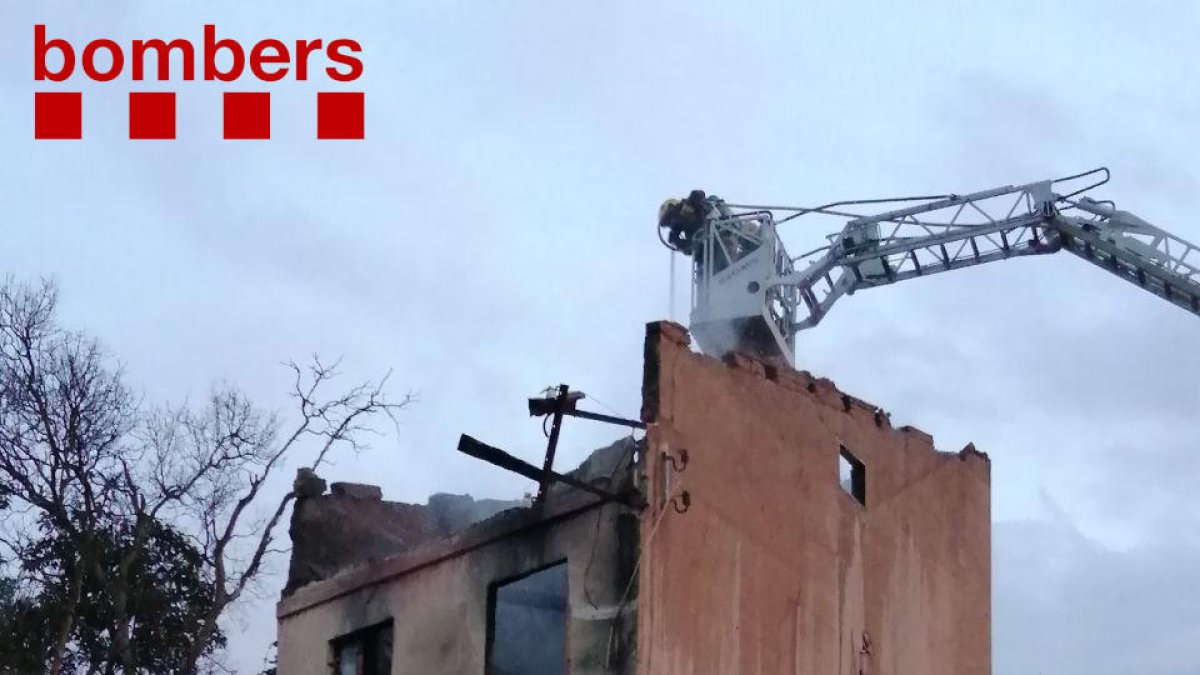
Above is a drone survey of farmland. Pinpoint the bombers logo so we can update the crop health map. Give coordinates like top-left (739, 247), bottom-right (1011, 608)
top-left (33, 25), bottom-right (365, 140)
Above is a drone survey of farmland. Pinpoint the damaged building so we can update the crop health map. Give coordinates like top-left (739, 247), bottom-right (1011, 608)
top-left (275, 321), bottom-right (991, 675)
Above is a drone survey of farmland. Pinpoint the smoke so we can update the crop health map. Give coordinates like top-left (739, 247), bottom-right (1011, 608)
top-left (691, 319), bottom-right (744, 361)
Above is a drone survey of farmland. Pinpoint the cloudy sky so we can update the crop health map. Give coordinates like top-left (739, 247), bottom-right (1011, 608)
top-left (3, 1), bottom-right (1199, 672)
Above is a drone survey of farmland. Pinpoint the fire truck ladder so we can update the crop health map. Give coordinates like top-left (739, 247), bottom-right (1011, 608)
top-left (667, 168), bottom-right (1200, 365)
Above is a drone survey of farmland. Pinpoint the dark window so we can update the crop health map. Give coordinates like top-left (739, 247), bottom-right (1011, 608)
top-left (487, 561), bottom-right (569, 675)
top-left (332, 619), bottom-right (393, 675)
top-left (839, 445), bottom-right (866, 506)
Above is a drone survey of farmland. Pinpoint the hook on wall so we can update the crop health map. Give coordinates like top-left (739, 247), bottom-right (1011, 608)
top-left (663, 448), bottom-right (689, 473)
top-left (671, 490), bottom-right (691, 514)
top-left (660, 447), bottom-right (690, 513)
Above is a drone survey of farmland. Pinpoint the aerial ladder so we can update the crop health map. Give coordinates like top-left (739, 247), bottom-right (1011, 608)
top-left (659, 168), bottom-right (1200, 366)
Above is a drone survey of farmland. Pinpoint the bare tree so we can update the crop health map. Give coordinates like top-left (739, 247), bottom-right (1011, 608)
top-left (0, 277), bottom-right (132, 674)
top-left (120, 359), bottom-right (411, 673)
top-left (0, 277), bottom-right (413, 674)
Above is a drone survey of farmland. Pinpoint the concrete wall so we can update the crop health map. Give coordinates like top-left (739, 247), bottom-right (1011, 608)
top-left (276, 440), bottom-right (641, 675)
top-left (637, 322), bottom-right (991, 675)
top-left (285, 481), bottom-right (521, 596)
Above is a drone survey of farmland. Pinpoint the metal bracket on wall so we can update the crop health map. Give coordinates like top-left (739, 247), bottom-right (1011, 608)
top-left (663, 448), bottom-right (688, 473)
top-left (661, 448), bottom-right (690, 514)
top-left (671, 490), bottom-right (691, 514)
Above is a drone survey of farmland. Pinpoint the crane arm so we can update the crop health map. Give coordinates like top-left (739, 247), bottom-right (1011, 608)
top-left (1053, 199), bottom-right (1200, 316)
top-left (776, 178), bottom-right (1064, 330)
top-left (673, 168), bottom-right (1200, 366)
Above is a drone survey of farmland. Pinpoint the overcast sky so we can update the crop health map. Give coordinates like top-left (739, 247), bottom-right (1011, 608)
top-left (3, 1), bottom-right (1199, 673)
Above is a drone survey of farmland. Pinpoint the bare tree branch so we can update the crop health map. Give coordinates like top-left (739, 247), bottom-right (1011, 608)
top-left (0, 277), bottom-right (415, 674)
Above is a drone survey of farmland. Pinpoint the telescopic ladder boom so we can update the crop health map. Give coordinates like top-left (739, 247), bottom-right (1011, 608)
top-left (661, 168), bottom-right (1200, 365)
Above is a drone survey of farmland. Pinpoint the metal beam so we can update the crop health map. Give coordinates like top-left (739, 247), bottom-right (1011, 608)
top-left (456, 434), bottom-right (622, 503)
top-left (535, 385), bottom-right (569, 503)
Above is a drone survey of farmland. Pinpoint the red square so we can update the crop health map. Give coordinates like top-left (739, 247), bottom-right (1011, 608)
top-left (129, 92), bottom-right (175, 140)
top-left (35, 92), bottom-right (82, 139)
top-left (223, 92), bottom-right (270, 140)
top-left (317, 92), bottom-right (364, 140)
